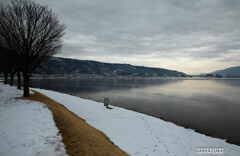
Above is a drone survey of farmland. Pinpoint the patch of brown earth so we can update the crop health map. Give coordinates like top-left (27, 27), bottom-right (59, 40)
top-left (19, 90), bottom-right (129, 156)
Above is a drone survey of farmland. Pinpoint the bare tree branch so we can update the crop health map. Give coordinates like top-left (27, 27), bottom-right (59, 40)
top-left (0, 0), bottom-right (65, 96)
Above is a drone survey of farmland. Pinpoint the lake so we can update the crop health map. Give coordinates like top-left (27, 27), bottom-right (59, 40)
top-left (29, 77), bottom-right (240, 145)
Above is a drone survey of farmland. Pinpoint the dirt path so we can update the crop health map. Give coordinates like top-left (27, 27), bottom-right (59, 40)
top-left (20, 90), bottom-right (129, 156)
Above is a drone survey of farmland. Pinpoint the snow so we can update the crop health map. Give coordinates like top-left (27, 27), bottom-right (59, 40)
top-left (33, 88), bottom-right (240, 156)
top-left (0, 83), bottom-right (67, 156)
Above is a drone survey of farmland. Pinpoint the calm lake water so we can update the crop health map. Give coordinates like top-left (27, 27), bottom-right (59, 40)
top-left (29, 78), bottom-right (240, 144)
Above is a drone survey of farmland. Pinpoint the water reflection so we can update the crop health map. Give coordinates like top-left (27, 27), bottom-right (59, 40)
top-left (29, 78), bottom-right (240, 144)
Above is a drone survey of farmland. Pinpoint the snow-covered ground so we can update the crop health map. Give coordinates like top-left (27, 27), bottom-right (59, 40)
top-left (0, 83), bottom-right (67, 156)
top-left (34, 88), bottom-right (240, 156)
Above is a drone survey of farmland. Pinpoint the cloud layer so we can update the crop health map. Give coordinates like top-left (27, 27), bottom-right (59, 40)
top-left (4, 0), bottom-right (240, 74)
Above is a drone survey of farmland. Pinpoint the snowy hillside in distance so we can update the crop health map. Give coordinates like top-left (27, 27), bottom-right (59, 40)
top-left (33, 57), bottom-right (186, 77)
top-left (211, 66), bottom-right (240, 76)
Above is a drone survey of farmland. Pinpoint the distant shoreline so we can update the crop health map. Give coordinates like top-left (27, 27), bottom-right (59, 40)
top-left (1, 76), bottom-right (240, 81)
top-left (7, 76), bottom-right (240, 80)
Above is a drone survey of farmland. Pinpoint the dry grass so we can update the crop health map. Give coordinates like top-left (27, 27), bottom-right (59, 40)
top-left (19, 90), bottom-right (129, 156)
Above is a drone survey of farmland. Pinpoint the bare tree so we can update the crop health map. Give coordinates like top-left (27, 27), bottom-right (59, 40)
top-left (0, 37), bottom-right (22, 89)
top-left (0, 45), bottom-right (22, 88)
top-left (0, 0), bottom-right (65, 96)
top-left (0, 47), bottom-right (9, 84)
top-left (0, 47), bottom-right (15, 85)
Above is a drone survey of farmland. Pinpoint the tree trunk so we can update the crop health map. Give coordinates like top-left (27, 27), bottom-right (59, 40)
top-left (17, 70), bottom-right (21, 89)
top-left (23, 73), bottom-right (29, 97)
top-left (4, 72), bottom-right (8, 84)
top-left (10, 72), bottom-right (15, 86)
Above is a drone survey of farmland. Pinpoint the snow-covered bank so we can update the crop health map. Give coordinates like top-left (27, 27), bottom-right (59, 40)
top-left (0, 83), bottom-right (67, 156)
top-left (34, 88), bottom-right (240, 156)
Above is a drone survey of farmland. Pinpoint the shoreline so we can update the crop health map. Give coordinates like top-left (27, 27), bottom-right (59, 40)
top-left (31, 77), bottom-right (240, 80)
top-left (75, 94), bottom-right (240, 146)
top-left (1, 83), bottom-right (240, 155)
top-left (2, 77), bottom-right (240, 80)
top-left (29, 83), bottom-right (240, 147)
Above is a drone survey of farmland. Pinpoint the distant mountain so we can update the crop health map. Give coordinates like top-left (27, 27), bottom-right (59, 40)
top-left (33, 57), bottom-right (186, 77)
top-left (211, 66), bottom-right (240, 77)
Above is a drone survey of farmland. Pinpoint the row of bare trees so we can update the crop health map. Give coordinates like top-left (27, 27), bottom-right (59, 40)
top-left (0, 47), bottom-right (21, 88)
top-left (0, 0), bottom-right (65, 96)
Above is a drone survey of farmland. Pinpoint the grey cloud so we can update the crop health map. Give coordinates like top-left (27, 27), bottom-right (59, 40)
top-left (29, 0), bottom-right (240, 72)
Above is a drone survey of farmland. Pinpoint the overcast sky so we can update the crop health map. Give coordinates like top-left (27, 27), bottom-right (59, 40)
top-left (3, 0), bottom-right (240, 74)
